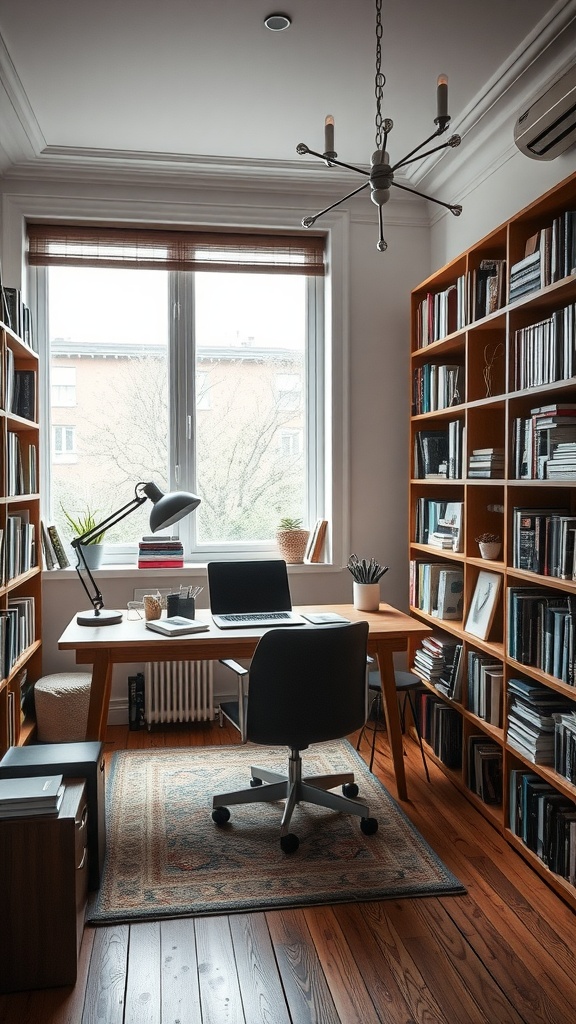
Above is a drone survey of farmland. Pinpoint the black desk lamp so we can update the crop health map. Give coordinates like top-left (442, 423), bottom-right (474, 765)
top-left (71, 480), bottom-right (201, 626)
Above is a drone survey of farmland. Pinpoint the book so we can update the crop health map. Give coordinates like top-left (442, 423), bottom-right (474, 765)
top-left (304, 519), bottom-right (328, 563)
top-left (0, 774), bottom-right (64, 816)
top-left (145, 615), bottom-right (209, 636)
top-left (46, 524), bottom-right (70, 568)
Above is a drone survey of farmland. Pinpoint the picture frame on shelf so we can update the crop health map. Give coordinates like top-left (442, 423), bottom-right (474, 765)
top-left (465, 570), bottom-right (502, 640)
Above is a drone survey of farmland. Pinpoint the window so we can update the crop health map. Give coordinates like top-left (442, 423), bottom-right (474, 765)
top-left (30, 225), bottom-right (326, 559)
top-left (53, 425), bottom-right (76, 458)
top-left (51, 366), bottom-right (76, 406)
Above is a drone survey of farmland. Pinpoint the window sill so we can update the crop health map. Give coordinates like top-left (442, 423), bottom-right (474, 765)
top-left (42, 561), bottom-right (340, 581)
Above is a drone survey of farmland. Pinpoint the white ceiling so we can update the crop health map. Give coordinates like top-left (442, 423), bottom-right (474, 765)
top-left (0, 0), bottom-right (573, 184)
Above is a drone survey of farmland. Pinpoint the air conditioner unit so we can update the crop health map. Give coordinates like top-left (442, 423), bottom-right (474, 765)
top-left (514, 64), bottom-right (576, 160)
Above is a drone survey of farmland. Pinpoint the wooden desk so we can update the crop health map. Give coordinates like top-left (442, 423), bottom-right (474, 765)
top-left (58, 603), bottom-right (430, 801)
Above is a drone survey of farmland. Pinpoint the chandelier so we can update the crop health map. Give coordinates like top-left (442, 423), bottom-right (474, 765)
top-left (296, 0), bottom-right (462, 251)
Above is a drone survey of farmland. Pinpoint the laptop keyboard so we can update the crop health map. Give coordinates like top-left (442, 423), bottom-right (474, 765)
top-left (222, 612), bottom-right (291, 622)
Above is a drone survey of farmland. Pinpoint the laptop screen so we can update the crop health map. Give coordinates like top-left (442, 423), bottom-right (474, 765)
top-left (207, 560), bottom-right (293, 615)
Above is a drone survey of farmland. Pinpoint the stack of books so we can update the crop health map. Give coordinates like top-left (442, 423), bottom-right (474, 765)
top-left (509, 250), bottom-right (542, 302)
top-left (507, 678), bottom-right (574, 764)
top-left (137, 536), bottom-right (184, 569)
top-left (467, 448), bottom-right (505, 478)
top-left (0, 774), bottom-right (64, 818)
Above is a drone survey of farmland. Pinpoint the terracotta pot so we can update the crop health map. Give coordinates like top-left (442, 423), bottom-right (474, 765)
top-left (276, 529), bottom-right (310, 564)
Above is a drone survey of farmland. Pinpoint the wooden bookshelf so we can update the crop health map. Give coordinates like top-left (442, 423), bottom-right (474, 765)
top-left (0, 318), bottom-right (42, 755)
top-left (408, 170), bottom-right (576, 910)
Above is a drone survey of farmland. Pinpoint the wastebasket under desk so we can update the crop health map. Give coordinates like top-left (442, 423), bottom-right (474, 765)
top-left (0, 740), bottom-right (105, 890)
top-left (0, 779), bottom-right (88, 992)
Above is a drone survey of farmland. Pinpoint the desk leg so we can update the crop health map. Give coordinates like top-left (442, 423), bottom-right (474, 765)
top-left (85, 652), bottom-right (113, 743)
top-left (373, 642), bottom-right (408, 801)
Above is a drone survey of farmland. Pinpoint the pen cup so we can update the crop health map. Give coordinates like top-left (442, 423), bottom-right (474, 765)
top-left (167, 594), bottom-right (195, 618)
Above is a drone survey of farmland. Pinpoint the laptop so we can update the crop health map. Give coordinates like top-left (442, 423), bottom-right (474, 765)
top-left (208, 559), bottom-right (306, 629)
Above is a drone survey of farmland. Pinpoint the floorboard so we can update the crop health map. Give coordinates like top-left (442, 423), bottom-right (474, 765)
top-left (1, 720), bottom-right (575, 1023)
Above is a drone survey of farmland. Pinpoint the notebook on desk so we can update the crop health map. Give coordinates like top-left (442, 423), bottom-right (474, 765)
top-left (208, 559), bottom-right (306, 629)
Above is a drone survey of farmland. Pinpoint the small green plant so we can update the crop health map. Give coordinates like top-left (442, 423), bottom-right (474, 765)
top-left (61, 504), bottom-right (105, 544)
top-left (475, 532), bottom-right (500, 544)
top-left (278, 517), bottom-right (304, 531)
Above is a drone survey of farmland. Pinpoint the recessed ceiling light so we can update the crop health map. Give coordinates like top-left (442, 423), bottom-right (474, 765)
top-left (264, 13), bottom-right (291, 31)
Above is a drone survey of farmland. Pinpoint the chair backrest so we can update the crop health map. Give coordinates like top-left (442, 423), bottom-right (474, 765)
top-left (245, 621), bottom-right (369, 748)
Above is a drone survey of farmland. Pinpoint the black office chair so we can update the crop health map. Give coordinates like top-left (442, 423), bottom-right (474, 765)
top-left (212, 621), bottom-right (378, 853)
top-left (356, 667), bottom-right (431, 781)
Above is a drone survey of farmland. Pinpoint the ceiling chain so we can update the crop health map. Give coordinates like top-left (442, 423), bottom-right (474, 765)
top-left (374, 0), bottom-right (385, 150)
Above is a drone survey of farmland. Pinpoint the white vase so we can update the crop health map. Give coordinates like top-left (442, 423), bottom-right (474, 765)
top-left (353, 582), bottom-right (380, 612)
top-left (81, 543), bottom-right (104, 570)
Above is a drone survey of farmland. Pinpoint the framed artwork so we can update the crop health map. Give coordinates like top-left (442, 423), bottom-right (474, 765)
top-left (465, 570), bottom-right (501, 640)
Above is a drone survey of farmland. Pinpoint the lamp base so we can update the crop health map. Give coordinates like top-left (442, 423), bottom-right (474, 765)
top-left (76, 609), bottom-right (123, 627)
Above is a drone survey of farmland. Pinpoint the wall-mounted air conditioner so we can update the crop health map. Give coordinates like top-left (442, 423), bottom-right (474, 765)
top-left (514, 64), bottom-right (576, 160)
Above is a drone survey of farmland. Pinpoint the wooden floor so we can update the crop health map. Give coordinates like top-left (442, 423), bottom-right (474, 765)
top-left (1, 720), bottom-right (575, 1024)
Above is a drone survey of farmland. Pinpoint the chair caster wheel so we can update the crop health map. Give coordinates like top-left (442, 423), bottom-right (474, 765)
top-left (212, 806), bottom-right (231, 825)
top-left (360, 816), bottom-right (378, 835)
top-left (342, 782), bottom-right (359, 798)
top-left (250, 777), bottom-right (263, 787)
top-left (280, 833), bottom-right (299, 854)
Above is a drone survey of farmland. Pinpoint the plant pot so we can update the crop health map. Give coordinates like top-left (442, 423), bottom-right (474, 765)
top-left (478, 541), bottom-right (501, 560)
top-left (276, 529), bottom-right (310, 564)
top-left (353, 582), bottom-right (381, 612)
top-left (80, 543), bottom-right (104, 570)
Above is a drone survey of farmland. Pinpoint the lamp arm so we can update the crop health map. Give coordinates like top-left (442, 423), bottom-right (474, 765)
top-left (391, 180), bottom-right (462, 214)
top-left (69, 483), bottom-right (150, 618)
top-left (392, 135), bottom-right (461, 173)
top-left (302, 181), bottom-right (371, 227)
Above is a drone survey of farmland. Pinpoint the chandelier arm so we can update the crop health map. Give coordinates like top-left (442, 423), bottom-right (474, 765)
top-left (393, 137), bottom-right (461, 171)
top-left (303, 182), bottom-right (372, 225)
top-left (392, 180), bottom-right (461, 212)
top-left (378, 205), bottom-right (387, 251)
top-left (302, 147), bottom-right (370, 177)
top-left (389, 126), bottom-right (446, 172)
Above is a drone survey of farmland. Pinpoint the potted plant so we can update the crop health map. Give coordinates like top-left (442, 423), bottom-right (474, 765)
top-left (61, 504), bottom-right (106, 570)
top-left (475, 532), bottom-right (501, 560)
top-left (276, 517), bottom-right (310, 564)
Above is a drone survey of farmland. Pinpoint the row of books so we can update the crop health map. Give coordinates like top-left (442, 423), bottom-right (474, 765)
top-left (415, 260), bottom-right (507, 348)
top-left (4, 352), bottom-right (36, 420)
top-left (507, 590), bottom-right (575, 685)
top-left (1, 596), bottom-right (36, 680)
top-left (509, 769), bottom-right (576, 884)
top-left (411, 363), bottom-right (463, 415)
top-left (409, 561), bottom-right (464, 621)
top-left (512, 403), bottom-right (576, 480)
top-left (468, 736), bottom-right (502, 805)
top-left (138, 536), bottom-right (184, 569)
top-left (512, 506), bottom-right (576, 580)
top-left (419, 693), bottom-right (462, 769)
top-left (7, 432), bottom-right (37, 496)
top-left (467, 651), bottom-right (503, 726)
top-left (413, 422), bottom-right (464, 479)
top-left (1, 286), bottom-right (35, 350)
top-left (513, 302), bottom-right (576, 390)
top-left (414, 499), bottom-right (463, 551)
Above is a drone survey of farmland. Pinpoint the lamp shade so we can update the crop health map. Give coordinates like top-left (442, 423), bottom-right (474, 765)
top-left (144, 483), bottom-right (201, 532)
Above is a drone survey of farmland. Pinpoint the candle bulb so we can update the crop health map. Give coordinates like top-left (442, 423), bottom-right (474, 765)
top-left (437, 74), bottom-right (448, 120)
top-left (324, 115), bottom-right (335, 154)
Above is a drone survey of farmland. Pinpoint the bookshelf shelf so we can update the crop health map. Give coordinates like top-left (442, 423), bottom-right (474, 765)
top-left (409, 169), bottom-right (576, 909)
top-left (0, 317), bottom-right (41, 755)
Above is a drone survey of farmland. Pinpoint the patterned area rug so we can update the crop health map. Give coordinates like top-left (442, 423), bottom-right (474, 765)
top-left (88, 740), bottom-right (464, 923)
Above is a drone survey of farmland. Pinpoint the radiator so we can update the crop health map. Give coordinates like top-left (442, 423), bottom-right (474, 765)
top-left (144, 661), bottom-right (214, 726)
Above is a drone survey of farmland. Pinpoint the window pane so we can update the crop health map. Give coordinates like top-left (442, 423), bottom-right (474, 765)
top-left (48, 266), bottom-right (169, 554)
top-left (193, 273), bottom-right (307, 543)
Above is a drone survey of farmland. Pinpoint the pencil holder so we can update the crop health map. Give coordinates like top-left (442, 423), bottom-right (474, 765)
top-left (167, 594), bottom-right (195, 618)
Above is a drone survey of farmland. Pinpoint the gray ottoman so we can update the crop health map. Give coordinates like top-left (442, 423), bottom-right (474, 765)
top-left (34, 673), bottom-right (92, 742)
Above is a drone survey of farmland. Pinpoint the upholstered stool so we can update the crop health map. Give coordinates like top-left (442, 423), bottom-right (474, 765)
top-left (34, 673), bottom-right (92, 743)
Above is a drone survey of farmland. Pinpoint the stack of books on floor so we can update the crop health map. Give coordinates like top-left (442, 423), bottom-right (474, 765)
top-left (0, 774), bottom-right (64, 818)
top-left (138, 536), bottom-right (184, 569)
top-left (467, 448), bottom-right (505, 478)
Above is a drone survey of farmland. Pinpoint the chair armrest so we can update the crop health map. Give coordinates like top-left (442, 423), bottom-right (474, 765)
top-left (219, 659), bottom-right (249, 738)
top-left (219, 658), bottom-right (248, 677)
